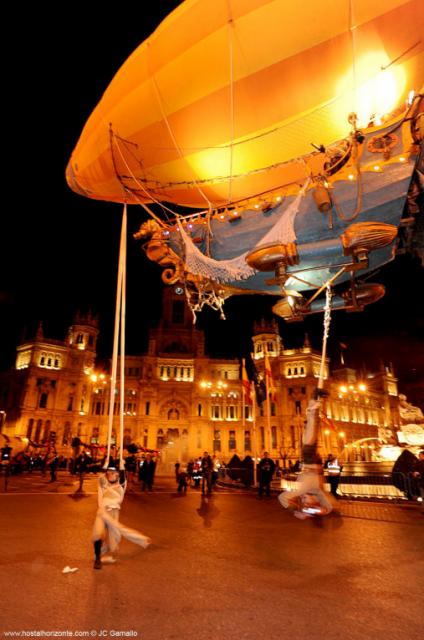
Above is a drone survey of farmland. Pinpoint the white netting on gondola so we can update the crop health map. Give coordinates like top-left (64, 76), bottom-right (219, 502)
top-left (178, 179), bottom-right (309, 283)
top-left (253, 179), bottom-right (310, 247)
top-left (179, 225), bottom-right (255, 282)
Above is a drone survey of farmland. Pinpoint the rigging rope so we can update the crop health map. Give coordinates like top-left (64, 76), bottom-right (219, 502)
top-left (104, 204), bottom-right (127, 468)
top-left (146, 41), bottom-right (213, 211)
top-left (318, 283), bottom-right (332, 389)
top-left (113, 135), bottom-right (176, 225)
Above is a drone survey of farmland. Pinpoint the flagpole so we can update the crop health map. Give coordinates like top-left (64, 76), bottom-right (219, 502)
top-left (266, 381), bottom-right (272, 455)
top-left (252, 381), bottom-right (258, 487)
top-left (241, 359), bottom-right (246, 428)
top-left (264, 354), bottom-right (273, 456)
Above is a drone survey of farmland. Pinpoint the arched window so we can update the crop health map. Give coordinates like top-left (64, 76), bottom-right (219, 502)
top-left (244, 430), bottom-right (251, 451)
top-left (167, 408), bottom-right (180, 420)
top-left (226, 405), bottom-right (236, 420)
top-left (43, 420), bottom-right (51, 442)
top-left (213, 430), bottom-right (221, 452)
top-left (34, 420), bottom-right (43, 443)
top-left (26, 418), bottom-right (34, 439)
top-left (211, 404), bottom-right (222, 420)
top-left (39, 393), bottom-right (48, 409)
top-left (244, 405), bottom-right (252, 421)
top-left (62, 422), bottom-right (71, 446)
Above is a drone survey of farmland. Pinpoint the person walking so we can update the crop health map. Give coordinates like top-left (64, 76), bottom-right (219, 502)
top-left (258, 452), bottom-right (276, 498)
top-left (139, 453), bottom-right (156, 492)
top-left (324, 453), bottom-right (343, 498)
top-left (177, 467), bottom-right (189, 493)
top-left (75, 449), bottom-right (92, 492)
top-left (201, 451), bottom-right (213, 495)
top-left (47, 450), bottom-right (60, 483)
top-left (174, 461), bottom-right (181, 483)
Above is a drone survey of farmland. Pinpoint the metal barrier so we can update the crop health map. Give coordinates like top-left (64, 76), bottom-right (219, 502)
top-left (220, 466), bottom-right (254, 486)
top-left (280, 471), bottom-right (419, 500)
top-left (220, 466), bottom-right (419, 499)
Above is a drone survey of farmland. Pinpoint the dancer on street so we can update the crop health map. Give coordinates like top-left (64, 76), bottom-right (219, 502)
top-left (92, 463), bottom-right (151, 569)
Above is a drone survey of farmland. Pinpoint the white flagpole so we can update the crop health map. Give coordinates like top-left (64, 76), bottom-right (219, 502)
top-left (104, 207), bottom-right (126, 468)
top-left (119, 205), bottom-right (127, 467)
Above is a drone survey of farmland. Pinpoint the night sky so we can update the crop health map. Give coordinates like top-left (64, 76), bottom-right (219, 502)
top-left (1, 3), bottom-right (423, 402)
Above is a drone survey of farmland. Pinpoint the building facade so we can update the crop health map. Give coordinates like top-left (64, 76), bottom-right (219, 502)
top-left (0, 288), bottom-right (401, 464)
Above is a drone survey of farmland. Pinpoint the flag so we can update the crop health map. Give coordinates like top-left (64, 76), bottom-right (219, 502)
top-left (245, 355), bottom-right (267, 406)
top-left (321, 414), bottom-right (336, 431)
top-left (264, 354), bottom-right (277, 402)
top-left (241, 360), bottom-right (252, 406)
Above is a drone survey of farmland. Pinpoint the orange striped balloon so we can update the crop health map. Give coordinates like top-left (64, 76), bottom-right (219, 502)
top-left (66, 0), bottom-right (424, 208)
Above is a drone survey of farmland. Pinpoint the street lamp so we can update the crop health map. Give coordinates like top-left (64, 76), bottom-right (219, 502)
top-left (86, 371), bottom-right (109, 448)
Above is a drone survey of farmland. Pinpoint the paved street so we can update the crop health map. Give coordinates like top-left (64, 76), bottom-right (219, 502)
top-left (1, 473), bottom-right (423, 640)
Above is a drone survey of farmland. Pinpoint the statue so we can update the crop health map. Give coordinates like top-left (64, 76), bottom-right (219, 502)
top-left (398, 394), bottom-right (424, 424)
top-left (397, 394), bottom-right (424, 447)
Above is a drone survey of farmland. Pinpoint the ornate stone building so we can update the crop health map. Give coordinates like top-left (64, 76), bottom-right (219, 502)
top-left (0, 288), bottom-right (400, 464)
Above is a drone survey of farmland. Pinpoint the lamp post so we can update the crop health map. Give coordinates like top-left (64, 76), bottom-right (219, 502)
top-left (0, 410), bottom-right (6, 433)
top-left (87, 371), bottom-right (108, 457)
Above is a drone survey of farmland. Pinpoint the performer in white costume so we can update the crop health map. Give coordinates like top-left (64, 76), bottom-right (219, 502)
top-left (92, 464), bottom-right (151, 569)
top-left (278, 391), bottom-right (333, 518)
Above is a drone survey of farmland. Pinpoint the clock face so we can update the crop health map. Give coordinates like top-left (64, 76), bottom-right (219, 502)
top-left (174, 286), bottom-right (184, 296)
